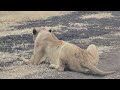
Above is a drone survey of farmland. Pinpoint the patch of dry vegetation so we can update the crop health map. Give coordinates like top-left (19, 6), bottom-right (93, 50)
top-left (80, 12), bottom-right (114, 19)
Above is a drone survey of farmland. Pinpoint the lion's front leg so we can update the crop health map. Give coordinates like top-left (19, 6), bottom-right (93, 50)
top-left (24, 45), bottom-right (45, 65)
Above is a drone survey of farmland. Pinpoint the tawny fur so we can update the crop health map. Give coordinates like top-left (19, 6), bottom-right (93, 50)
top-left (23, 28), bottom-right (115, 76)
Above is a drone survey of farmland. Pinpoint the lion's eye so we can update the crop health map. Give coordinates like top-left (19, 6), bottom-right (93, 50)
top-left (49, 29), bottom-right (52, 32)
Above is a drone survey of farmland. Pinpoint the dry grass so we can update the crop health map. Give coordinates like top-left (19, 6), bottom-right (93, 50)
top-left (0, 11), bottom-right (73, 31)
top-left (0, 28), bottom-right (32, 37)
top-left (0, 11), bottom-right (73, 36)
top-left (98, 46), bottom-right (113, 55)
top-left (0, 11), bottom-right (73, 23)
top-left (68, 22), bottom-right (93, 30)
top-left (0, 65), bottom-right (40, 79)
top-left (80, 12), bottom-right (114, 19)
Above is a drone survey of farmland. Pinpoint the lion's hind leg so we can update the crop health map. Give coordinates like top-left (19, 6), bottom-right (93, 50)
top-left (87, 44), bottom-right (99, 66)
top-left (70, 65), bottom-right (90, 74)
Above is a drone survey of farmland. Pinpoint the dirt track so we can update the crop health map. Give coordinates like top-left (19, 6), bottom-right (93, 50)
top-left (0, 11), bottom-right (120, 79)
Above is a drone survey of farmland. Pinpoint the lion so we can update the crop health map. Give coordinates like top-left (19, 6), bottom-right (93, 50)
top-left (23, 27), bottom-right (115, 76)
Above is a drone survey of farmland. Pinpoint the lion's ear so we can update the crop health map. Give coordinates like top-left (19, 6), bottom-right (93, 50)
top-left (33, 28), bottom-right (37, 35)
top-left (49, 29), bottom-right (52, 32)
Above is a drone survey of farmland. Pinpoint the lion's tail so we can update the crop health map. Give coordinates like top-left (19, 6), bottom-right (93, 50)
top-left (85, 63), bottom-right (116, 76)
top-left (87, 44), bottom-right (99, 66)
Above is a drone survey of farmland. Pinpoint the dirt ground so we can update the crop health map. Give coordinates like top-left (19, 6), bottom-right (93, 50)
top-left (0, 11), bottom-right (120, 79)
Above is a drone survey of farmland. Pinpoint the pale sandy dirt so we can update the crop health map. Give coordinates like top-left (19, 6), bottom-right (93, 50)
top-left (0, 11), bottom-right (120, 79)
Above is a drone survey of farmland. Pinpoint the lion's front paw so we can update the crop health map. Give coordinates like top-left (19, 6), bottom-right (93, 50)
top-left (56, 67), bottom-right (64, 72)
top-left (55, 65), bottom-right (64, 72)
top-left (49, 64), bottom-right (56, 69)
top-left (49, 64), bottom-right (64, 72)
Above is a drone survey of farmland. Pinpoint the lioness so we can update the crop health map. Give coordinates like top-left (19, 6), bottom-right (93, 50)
top-left (24, 28), bottom-right (115, 76)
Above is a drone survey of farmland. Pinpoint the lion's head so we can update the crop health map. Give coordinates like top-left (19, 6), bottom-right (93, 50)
top-left (32, 28), bottom-right (53, 42)
top-left (33, 28), bottom-right (58, 41)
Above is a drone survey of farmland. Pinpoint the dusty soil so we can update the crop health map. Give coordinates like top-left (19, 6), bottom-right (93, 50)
top-left (0, 11), bottom-right (120, 79)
